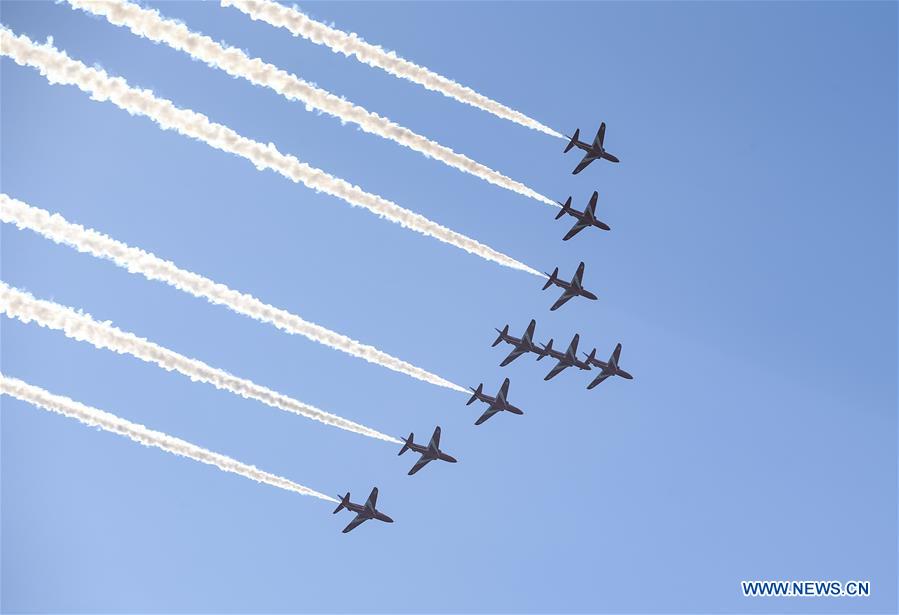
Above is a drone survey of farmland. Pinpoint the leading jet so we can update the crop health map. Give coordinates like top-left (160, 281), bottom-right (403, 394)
top-left (398, 426), bottom-right (458, 475)
top-left (584, 343), bottom-right (634, 389)
top-left (492, 319), bottom-right (550, 366)
top-left (556, 191), bottom-right (611, 240)
top-left (564, 121), bottom-right (620, 175)
top-left (543, 262), bottom-right (598, 311)
top-left (333, 487), bottom-right (394, 533)
top-left (467, 378), bottom-right (524, 425)
top-left (542, 334), bottom-right (594, 381)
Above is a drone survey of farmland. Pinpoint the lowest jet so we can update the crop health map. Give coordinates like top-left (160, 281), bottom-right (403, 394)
top-left (333, 487), bottom-right (394, 533)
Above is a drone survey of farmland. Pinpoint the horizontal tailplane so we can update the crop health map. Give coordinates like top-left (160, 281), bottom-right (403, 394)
top-left (398, 433), bottom-right (414, 456)
top-left (333, 492), bottom-right (350, 514)
top-left (466, 384), bottom-right (483, 405)
top-left (555, 197), bottom-right (572, 220)
top-left (542, 268), bottom-right (559, 290)
top-left (564, 129), bottom-right (580, 153)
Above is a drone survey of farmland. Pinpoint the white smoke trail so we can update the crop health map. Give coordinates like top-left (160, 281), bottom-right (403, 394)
top-left (67, 0), bottom-right (558, 208)
top-left (0, 283), bottom-right (401, 444)
top-left (0, 194), bottom-right (467, 394)
top-left (0, 27), bottom-right (544, 278)
top-left (221, 0), bottom-right (564, 140)
top-left (1, 374), bottom-right (338, 502)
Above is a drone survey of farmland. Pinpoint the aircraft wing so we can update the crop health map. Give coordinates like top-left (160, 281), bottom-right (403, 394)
top-left (474, 406), bottom-right (501, 426)
top-left (428, 426), bottom-right (441, 449)
top-left (595, 122), bottom-right (606, 147)
top-left (601, 151), bottom-right (620, 163)
top-left (522, 319), bottom-right (537, 345)
top-left (408, 455), bottom-right (433, 476)
top-left (573, 262), bottom-right (586, 286)
top-left (497, 378), bottom-right (510, 405)
top-left (587, 191), bottom-right (599, 215)
top-left (365, 487), bottom-right (378, 510)
top-left (572, 153), bottom-right (596, 175)
top-left (342, 513), bottom-right (368, 533)
top-left (544, 360), bottom-right (570, 381)
top-left (550, 289), bottom-right (576, 311)
top-left (563, 219), bottom-right (590, 241)
top-left (500, 346), bottom-right (528, 367)
top-left (587, 371), bottom-right (612, 390)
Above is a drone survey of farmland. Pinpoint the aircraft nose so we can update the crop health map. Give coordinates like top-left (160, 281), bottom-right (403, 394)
top-left (445, 455), bottom-right (458, 463)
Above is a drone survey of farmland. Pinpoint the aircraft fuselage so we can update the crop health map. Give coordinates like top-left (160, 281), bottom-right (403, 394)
top-left (406, 442), bottom-right (458, 464)
top-left (342, 501), bottom-right (393, 524)
top-left (550, 279), bottom-right (598, 301)
top-left (472, 393), bottom-right (523, 415)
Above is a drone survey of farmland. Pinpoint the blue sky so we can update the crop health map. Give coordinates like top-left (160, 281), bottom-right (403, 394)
top-left (1, 1), bottom-right (896, 613)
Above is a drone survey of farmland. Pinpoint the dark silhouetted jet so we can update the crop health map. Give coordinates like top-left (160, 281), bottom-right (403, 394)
top-left (542, 334), bottom-right (593, 381)
top-left (556, 191), bottom-right (610, 240)
top-left (564, 122), bottom-right (619, 174)
top-left (398, 426), bottom-right (457, 475)
top-left (543, 262), bottom-right (598, 311)
top-left (333, 487), bottom-right (394, 533)
top-left (584, 343), bottom-right (634, 389)
top-left (492, 319), bottom-right (551, 366)
top-left (467, 378), bottom-right (524, 425)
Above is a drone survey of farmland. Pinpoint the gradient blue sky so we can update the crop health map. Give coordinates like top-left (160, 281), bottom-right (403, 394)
top-left (1, 1), bottom-right (896, 613)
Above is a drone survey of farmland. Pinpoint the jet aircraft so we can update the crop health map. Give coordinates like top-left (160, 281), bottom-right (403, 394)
top-left (584, 343), bottom-right (634, 389)
top-left (543, 262), bottom-right (598, 311)
top-left (333, 487), bottom-right (394, 533)
top-left (542, 334), bottom-right (594, 381)
top-left (556, 191), bottom-right (611, 240)
top-left (564, 122), bottom-right (620, 174)
top-left (467, 378), bottom-right (524, 425)
top-left (492, 319), bottom-right (550, 366)
top-left (398, 426), bottom-right (458, 475)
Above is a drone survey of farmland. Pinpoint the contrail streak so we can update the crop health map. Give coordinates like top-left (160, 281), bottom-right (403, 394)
top-left (0, 193), bottom-right (466, 394)
top-left (68, 0), bottom-right (558, 208)
top-left (0, 27), bottom-right (544, 278)
top-left (0, 283), bottom-right (401, 444)
top-left (221, 0), bottom-right (564, 140)
top-left (1, 374), bottom-right (337, 502)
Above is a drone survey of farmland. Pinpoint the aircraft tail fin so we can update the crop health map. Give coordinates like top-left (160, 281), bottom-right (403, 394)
top-left (333, 492), bottom-right (350, 514)
top-left (398, 433), bottom-right (414, 456)
top-left (564, 129), bottom-right (580, 153)
top-left (542, 268), bottom-right (559, 290)
top-left (555, 196), bottom-right (572, 220)
top-left (586, 348), bottom-right (597, 365)
top-left (539, 338), bottom-right (554, 359)
top-left (466, 384), bottom-right (483, 405)
top-left (492, 325), bottom-right (509, 347)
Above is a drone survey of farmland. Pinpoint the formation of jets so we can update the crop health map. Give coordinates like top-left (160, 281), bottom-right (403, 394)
top-left (492, 321), bottom-right (632, 388)
top-left (336, 121), bottom-right (632, 533)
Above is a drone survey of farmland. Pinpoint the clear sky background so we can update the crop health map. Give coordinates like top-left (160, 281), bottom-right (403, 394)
top-left (1, 1), bottom-right (896, 613)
